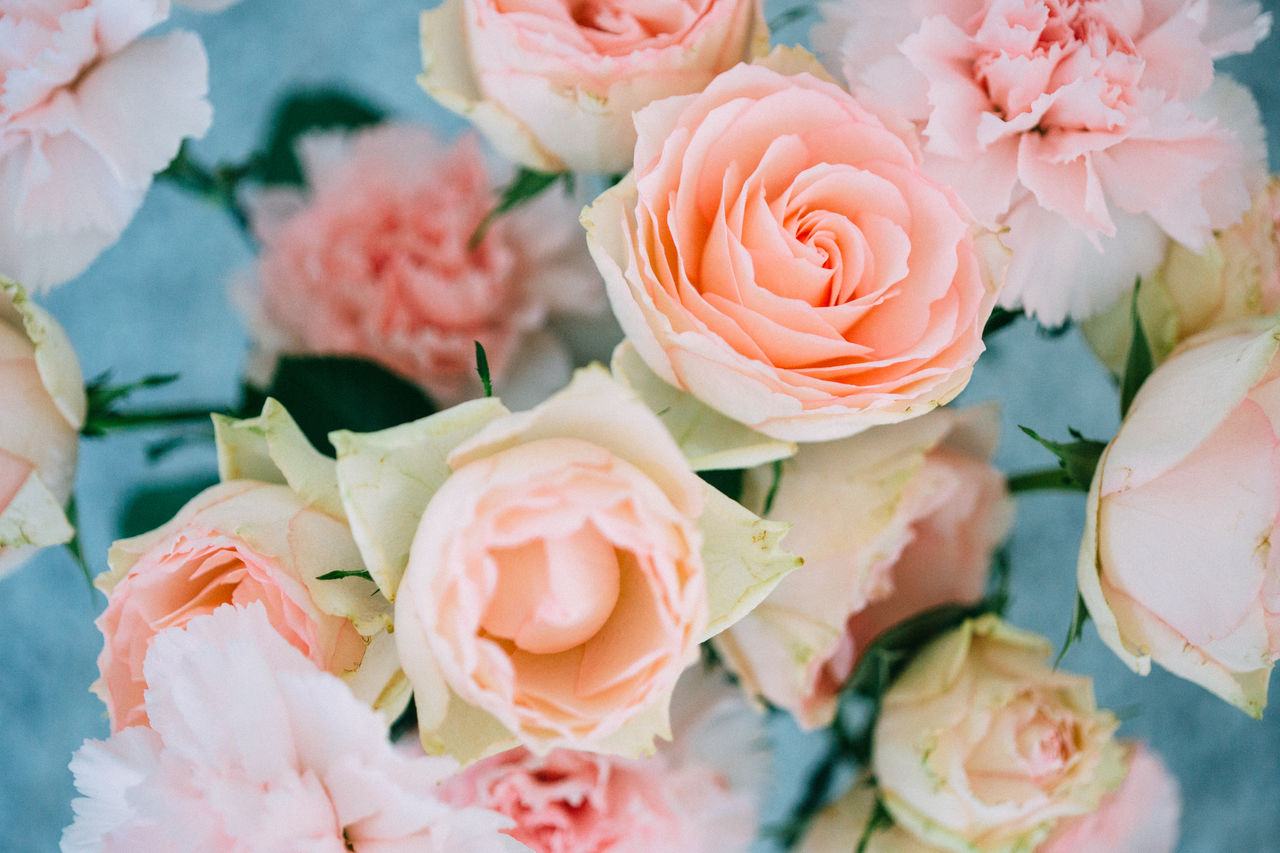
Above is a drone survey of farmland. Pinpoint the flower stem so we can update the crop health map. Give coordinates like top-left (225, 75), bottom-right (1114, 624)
top-left (83, 406), bottom-right (226, 436)
top-left (158, 142), bottom-right (256, 236)
top-left (1007, 467), bottom-right (1083, 494)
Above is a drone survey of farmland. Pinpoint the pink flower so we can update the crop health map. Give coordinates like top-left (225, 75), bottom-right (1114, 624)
top-left (583, 51), bottom-right (1002, 442)
top-left (64, 604), bottom-right (526, 853)
top-left (0, 279), bottom-right (85, 577)
top-left (419, 0), bottom-right (768, 173)
top-left (817, 0), bottom-right (1271, 324)
top-left (716, 405), bottom-right (1011, 728)
top-left (244, 124), bottom-right (602, 406)
top-left (0, 0), bottom-right (212, 290)
top-left (1041, 743), bottom-right (1180, 853)
top-left (437, 672), bottom-right (765, 853)
top-left (1079, 318), bottom-right (1280, 716)
top-left (95, 480), bottom-right (389, 731)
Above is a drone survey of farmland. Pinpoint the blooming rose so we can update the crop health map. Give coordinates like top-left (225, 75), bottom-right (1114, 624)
top-left (1084, 176), bottom-right (1280, 374)
top-left (95, 401), bottom-right (405, 731)
top-left (418, 0), bottom-right (768, 173)
top-left (0, 279), bottom-right (85, 577)
top-left (1040, 743), bottom-right (1180, 853)
top-left (872, 615), bottom-right (1125, 852)
top-left (0, 0), bottom-right (212, 289)
top-left (583, 51), bottom-right (1001, 443)
top-left (438, 671), bottom-right (766, 852)
top-left (332, 366), bottom-right (798, 760)
top-left (65, 605), bottom-right (525, 852)
top-left (242, 124), bottom-right (603, 407)
top-left (716, 405), bottom-right (1011, 728)
top-left (816, 0), bottom-right (1270, 325)
top-left (1079, 318), bottom-right (1280, 716)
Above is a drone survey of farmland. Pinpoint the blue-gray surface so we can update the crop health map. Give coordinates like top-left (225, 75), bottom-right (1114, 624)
top-left (3, 1), bottom-right (1280, 850)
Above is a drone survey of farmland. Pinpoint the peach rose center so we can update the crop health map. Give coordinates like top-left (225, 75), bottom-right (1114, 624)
top-left (494, 0), bottom-right (706, 54)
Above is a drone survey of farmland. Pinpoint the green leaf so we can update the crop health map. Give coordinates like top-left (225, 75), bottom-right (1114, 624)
top-left (1120, 280), bottom-right (1154, 417)
top-left (118, 475), bottom-right (220, 539)
top-left (1056, 592), bottom-right (1091, 668)
top-left (474, 341), bottom-right (493, 398)
top-left (856, 795), bottom-right (893, 853)
top-left (847, 602), bottom-right (984, 700)
top-left (244, 355), bottom-right (436, 456)
top-left (316, 568), bottom-right (375, 582)
top-left (697, 467), bottom-right (745, 502)
top-left (470, 167), bottom-right (567, 248)
top-left (982, 306), bottom-right (1022, 338)
top-left (258, 90), bottom-right (386, 186)
top-left (1018, 425), bottom-right (1107, 492)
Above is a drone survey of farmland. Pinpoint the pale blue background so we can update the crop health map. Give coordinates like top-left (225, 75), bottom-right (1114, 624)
top-left (3, 1), bottom-right (1279, 850)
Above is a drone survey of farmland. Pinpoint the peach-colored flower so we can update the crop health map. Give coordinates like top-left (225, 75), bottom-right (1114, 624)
top-left (243, 124), bottom-right (602, 407)
top-left (65, 605), bottom-right (526, 853)
top-left (1084, 175), bottom-right (1280, 373)
top-left (0, 0), bottom-right (212, 289)
top-left (1079, 318), bottom-right (1280, 717)
top-left (95, 478), bottom-right (395, 731)
top-left (817, 0), bottom-right (1270, 325)
top-left (438, 672), bottom-right (765, 853)
top-left (873, 616), bottom-right (1126, 852)
top-left (717, 406), bottom-right (1011, 728)
top-left (584, 51), bottom-right (1001, 443)
top-left (0, 279), bottom-right (85, 577)
top-left (1040, 743), bottom-right (1180, 853)
top-left (419, 0), bottom-right (768, 173)
top-left (333, 367), bottom-right (798, 761)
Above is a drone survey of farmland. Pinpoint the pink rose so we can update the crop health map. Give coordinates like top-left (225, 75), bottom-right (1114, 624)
top-left (243, 124), bottom-right (602, 407)
top-left (419, 0), bottom-right (768, 172)
top-left (1040, 743), bottom-right (1180, 853)
top-left (438, 673), bottom-right (764, 853)
top-left (584, 52), bottom-right (1001, 442)
top-left (95, 473), bottom-right (400, 731)
top-left (817, 0), bottom-right (1270, 325)
top-left (333, 367), bottom-right (797, 760)
top-left (0, 0), bottom-right (212, 289)
top-left (716, 406), bottom-right (1011, 728)
top-left (1079, 318), bottom-right (1280, 716)
top-left (0, 279), bottom-right (85, 577)
top-left (873, 616), bottom-right (1126, 851)
top-left (65, 605), bottom-right (526, 853)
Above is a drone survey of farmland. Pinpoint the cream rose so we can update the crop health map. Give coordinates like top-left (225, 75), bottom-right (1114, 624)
top-left (1079, 319), bottom-right (1280, 717)
top-left (715, 405), bottom-right (1011, 729)
top-left (332, 367), bottom-right (798, 761)
top-left (584, 51), bottom-right (1001, 442)
top-left (872, 615), bottom-right (1125, 853)
top-left (0, 279), bottom-right (85, 577)
top-left (418, 0), bottom-right (767, 173)
top-left (94, 401), bottom-right (406, 730)
top-left (1084, 177), bottom-right (1280, 374)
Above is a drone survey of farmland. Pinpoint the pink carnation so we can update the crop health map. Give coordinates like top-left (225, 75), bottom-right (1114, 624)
top-left (438, 673), bottom-right (766, 853)
top-left (817, 0), bottom-right (1271, 324)
top-left (0, 0), bottom-right (212, 289)
top-left (64, 604), bottom-right (525, 853)
top-left (244, 124), bottom-right (603, 406)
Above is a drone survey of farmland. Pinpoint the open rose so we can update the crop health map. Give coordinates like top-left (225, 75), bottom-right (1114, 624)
top-left (95, 401), bottom-right (405, 731)
top-left (438, 671), bottom-right (766, 852)
top-left (418, 0), bottom-right (767, 173)
top-left (872, 616), bottom-right (1125, 852)
top-left (0, 0), bottom-right (212, 289)
top-left (1084, 176), bottom-right (1280, 374)
top-left (66, 605), bottom-right (524, 853)
top-left (0, 279), bottom-right (85, 577)
top-left (584, 51), bottom-right (1001, 442)
top-left (816, 0), bottom-right (1270, 325)
top-left (715, 405), bottom-right (1011, 728)
top-left (1079, 318), bottom-right (1280, 716)
top-left (332, 367), bottom-right (798, 760)
top-left (243, 124), bottom-right (603, 407)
